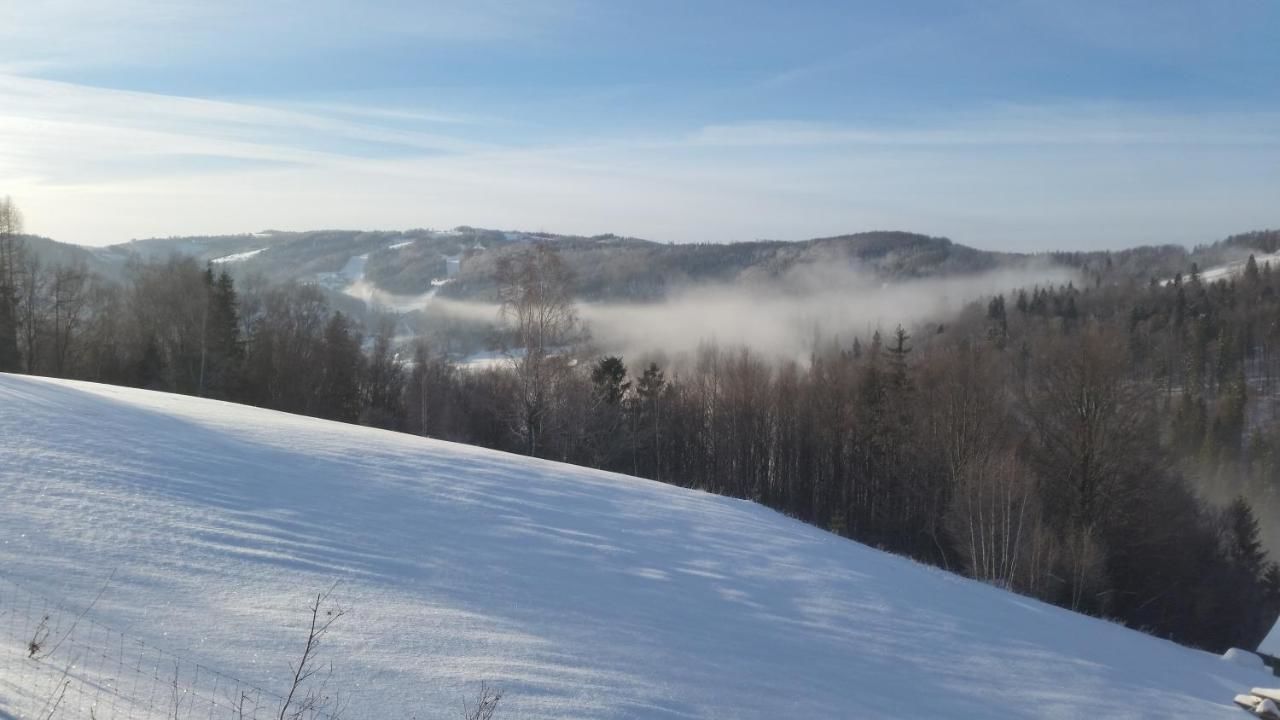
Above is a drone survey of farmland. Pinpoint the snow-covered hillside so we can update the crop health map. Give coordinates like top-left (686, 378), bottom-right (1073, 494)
top-left (0, 375), bottom-right (1267, 718)
top-left (1163, 249), bottom-right (1280, 286)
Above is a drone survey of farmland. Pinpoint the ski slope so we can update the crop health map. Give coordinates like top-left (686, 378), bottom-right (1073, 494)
top-left (0, 374), bottom-right (1268, 718)
top-left (1162, 249), bottom-right (1280, 287)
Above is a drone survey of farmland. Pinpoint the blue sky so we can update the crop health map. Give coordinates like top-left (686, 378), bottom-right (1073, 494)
top-left (1, 0), bottom-right (1277, 249)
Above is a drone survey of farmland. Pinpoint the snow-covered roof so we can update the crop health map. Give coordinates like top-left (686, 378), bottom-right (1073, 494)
top-left (1260, 616), bottom-right (1280, 657)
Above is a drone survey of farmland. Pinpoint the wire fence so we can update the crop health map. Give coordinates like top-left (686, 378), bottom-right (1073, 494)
top-left (0, 575), bottom-right (336, 720)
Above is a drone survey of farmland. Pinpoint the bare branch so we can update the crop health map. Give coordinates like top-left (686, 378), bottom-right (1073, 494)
top-left (278, 581), bottom-right (345, 720)
top-left (462, 681), bottom-right (502, 720)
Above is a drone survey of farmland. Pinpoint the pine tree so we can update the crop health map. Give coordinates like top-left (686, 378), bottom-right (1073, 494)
top-left (1207, 369), bottom-right (1248, 463)
top-left (1224, 496), bottom-right (1267, 575)
top-left (987, 296), bottom-right (1008, 345)
top-left (318, 312), bottom-right (363, 423)
top-left (636, 362), bottom-right (666, 481)
top-left (199, 269), bottom-right (243, 399)
top-left (1246, 254), bottom-right (1261, 285)
top-left (1219, 497), bottom-right (1273, 647)
top-left (589, 356), bottom-right (630, 468)
top-left (888, 325), bottom-right (911, 393)
top-left (591, 356), bottom-right (629, 406)
top-left (1264, 564), bottom-right (1280, 622)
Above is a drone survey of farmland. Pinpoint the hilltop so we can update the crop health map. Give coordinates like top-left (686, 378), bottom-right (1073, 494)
top-left (0, 374), bottom-right (1266, 718)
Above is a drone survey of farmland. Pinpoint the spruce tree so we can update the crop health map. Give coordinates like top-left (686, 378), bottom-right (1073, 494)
top-left (318, 312), bottom-right (363, 423)
top-left (591, 356), bottom-right (629, 406)
top-left (200, 269), bottom-right (243, 399)
top-left (1246, 254), bottom-right (1261, 285)
top-left (636, 362), bottom-right (665, 480)
top-left (1224, 496), bottom-right (1267, 577)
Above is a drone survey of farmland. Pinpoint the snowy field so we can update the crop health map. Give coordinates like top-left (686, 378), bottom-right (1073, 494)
top-left (210, 248), bottom-right (267, 264)
top-left (0, 374), bottom-right (1270, 719)
top-left (1163, 249), bottom-right (1280, 286)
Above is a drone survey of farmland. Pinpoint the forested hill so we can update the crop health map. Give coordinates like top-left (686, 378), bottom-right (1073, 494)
top-left (22, 226), bottom-right (1280, 305)
top-left (23, 228), bottom-right (1030, 302)
top-left (6, 215), bottom-right (1280, 656)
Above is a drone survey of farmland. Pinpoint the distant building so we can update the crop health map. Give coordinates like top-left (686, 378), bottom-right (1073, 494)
top-left (1259, 616), bottom-right (1280, 658)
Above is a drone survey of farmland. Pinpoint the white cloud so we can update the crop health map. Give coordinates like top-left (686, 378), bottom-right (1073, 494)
top-left (0, 74), bottom-right (1277, 250)
top-left (687, 107), bottom-right (1280, 148)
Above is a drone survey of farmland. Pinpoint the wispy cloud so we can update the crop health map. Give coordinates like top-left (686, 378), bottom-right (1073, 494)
top-left (0, 74), bottom-right (494, 180)
top-left (284, 102), bottom-right (482, 127)
top-left (687, 109), bottom-right (1280, 148)
top-left (1, 73), bottom-right (1277, 251)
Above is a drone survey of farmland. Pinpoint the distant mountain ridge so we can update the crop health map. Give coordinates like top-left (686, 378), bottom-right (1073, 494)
top-left (18, 226), bottom-right (1280, 307)
top-left (20, 228), bottom-right (1035, 303)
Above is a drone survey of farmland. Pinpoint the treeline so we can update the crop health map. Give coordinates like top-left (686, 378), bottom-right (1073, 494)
top-left (0, 221), bottom-right (404, 427)
top-left (4, 200), bottom-right (1279, 653)
top-left (426, 314), bottom-right (1280, 653)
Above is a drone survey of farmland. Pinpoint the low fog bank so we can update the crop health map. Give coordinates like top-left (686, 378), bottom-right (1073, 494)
top-left (578, 260), bottom-right (1078, 362)
top-left (413, 259), bottom-right (1079, 363)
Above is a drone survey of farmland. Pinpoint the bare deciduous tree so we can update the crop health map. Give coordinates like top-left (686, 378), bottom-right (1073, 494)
top-left (496, 243), bottom-right (579, 456)
top-left (945, 449), bottom-right (1040, 590)
top-left (0, 196), bottom-right (21, 370)
top-left (1021, 326), bottom-right (1147, 530)
top-left (47, 262), bottom-right (90, 376)
top-left (278, 583), bottom-right (346, 720)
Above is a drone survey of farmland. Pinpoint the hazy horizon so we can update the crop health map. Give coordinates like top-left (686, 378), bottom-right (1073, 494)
top-left (19, 222), bottom-right (1272, 257)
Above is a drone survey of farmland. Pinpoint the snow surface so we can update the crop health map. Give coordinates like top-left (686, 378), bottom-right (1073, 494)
top-left (210, 247), bottom-right (267, 264)
top-left (0, 374), bottom-right (1262, 719)
top-left (342, 279), bottom-right (441, 313)
top-left (1225, 648), bottom-right (1273, 675)
top-left (1260, 619), bottom-right (1280, 658)
top-left (458, 348), bottom-right (517, 371)
top-left (1164, 250), bottom-right (1280, 286)
top-left (314, 250), bottom-right (448, 313)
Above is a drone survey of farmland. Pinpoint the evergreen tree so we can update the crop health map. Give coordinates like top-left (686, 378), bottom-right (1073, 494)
top-left (1207, 370), bottom-right (1248, 463)
top-left (318, 312), bottom-right (363, 423)
top-left (588, 356), bottom-right (630, 468)
top-left (986, 296), bottom-right (1008, 344)
top-left (1246, 254), bottom-right (1261, 285)
top-left (888, 325), bottom-right (911, 393)
top-left (200, 269), bottom-right (243, 399)
top-left (635, 362), bottom-right (666, 480)
top-left (1223, 496), bottom-right (1267, 575)
top-left (1219, 497), bottom-right (1275, 647)
top-left (591, 356), bottom-right (630, 406)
